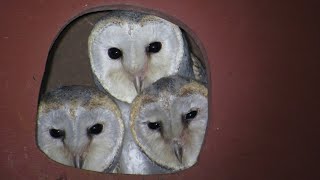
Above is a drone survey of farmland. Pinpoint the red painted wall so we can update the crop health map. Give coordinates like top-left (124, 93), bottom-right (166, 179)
top-left (0, 1), bottom-right (319, 179)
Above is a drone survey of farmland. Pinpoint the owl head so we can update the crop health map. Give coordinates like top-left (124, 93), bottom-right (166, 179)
top-left (37, 86), bottom-right (124, 172)
top-left (88, 11), bottom-right (191, 103)
top-left (130, 75), bottom-right (208, 171)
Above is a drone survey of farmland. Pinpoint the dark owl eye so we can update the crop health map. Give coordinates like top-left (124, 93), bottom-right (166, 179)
top-left (146, 42), bottom-right (162, 53)
top-left (108, 47), bottom-right (122, 59)
top-left (185, 110), bottom-right (198, 120)
top-left (49, 128), bottom-right (65, 139)
top-left (147, 121), bottom-right (161, 130)
top-left (88, 123), bottom-right (103, 135)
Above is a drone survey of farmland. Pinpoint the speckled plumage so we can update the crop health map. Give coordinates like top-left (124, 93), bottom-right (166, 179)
top-left (191, 53), bottom-right (208, 84)
top-left (37, 86), bottom-right (124, 173)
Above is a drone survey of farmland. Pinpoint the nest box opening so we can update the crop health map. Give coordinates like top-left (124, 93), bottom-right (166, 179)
top-left (37, 6), bottom-right (210, 175)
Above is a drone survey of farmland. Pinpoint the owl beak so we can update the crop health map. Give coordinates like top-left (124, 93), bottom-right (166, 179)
top-left (134, 76), bottom-right (143, 93)
top-left (173, 141), bottom-right (183, 164)
top-left (73, 155), bottom-right (84, 169)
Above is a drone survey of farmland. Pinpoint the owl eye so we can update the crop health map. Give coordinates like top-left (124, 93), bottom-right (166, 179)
top-left (147, 121), bottom-right (161, 131)
top-left (146, 42), bottom-right (162, 53)
top-left (49, 128), bottom-right (65, 139)
top-left (108, 47), bottom-right (122, 59)
top-left (185, 110), bottom-right (198, 120)
top-left (88, 123), bottom-right (103, 135)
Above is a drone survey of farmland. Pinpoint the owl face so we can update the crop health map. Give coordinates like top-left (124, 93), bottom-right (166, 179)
top-left (37, 86), bottom-right (124, 172)
top-left (89, 11), bottom-right (186, 103)
top-left (130, 76), bottom-right (208, 170)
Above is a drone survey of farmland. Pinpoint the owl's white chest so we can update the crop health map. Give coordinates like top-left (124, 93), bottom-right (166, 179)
top-left (116, 100), bottom-right (168, 174)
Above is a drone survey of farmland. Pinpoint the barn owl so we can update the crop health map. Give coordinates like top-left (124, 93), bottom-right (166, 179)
top-left (130, 75), bottom-right (208, 172)
top-left (37, 86), bottom-right (124, 173)
top-left (88, 10), bottom-right (197, 103)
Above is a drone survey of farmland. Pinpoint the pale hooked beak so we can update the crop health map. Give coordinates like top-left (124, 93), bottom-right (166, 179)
top-left (134, 76), bottom-right (143, 93)
top-left (73, 154), bottom-right (84, 169)
top-left (173, 141), bottom-right (183, 164)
